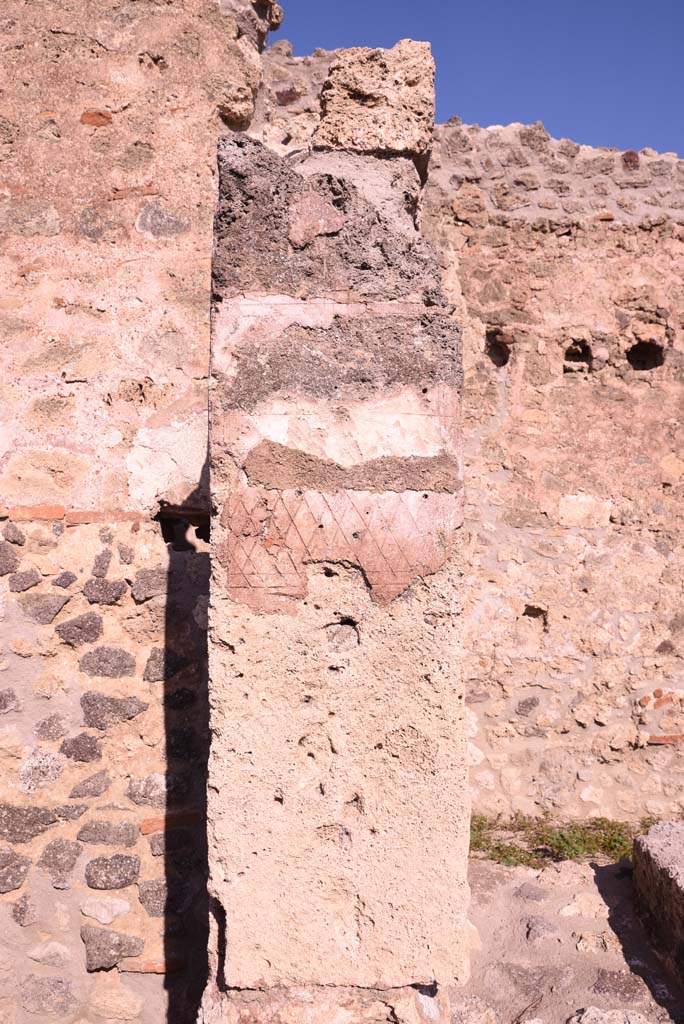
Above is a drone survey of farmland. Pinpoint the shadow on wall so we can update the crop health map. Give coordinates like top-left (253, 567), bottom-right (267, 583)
top-left (157, 458), bottom-right (211, 1024)
top-left (593, 862), bottom-right (684, 1024)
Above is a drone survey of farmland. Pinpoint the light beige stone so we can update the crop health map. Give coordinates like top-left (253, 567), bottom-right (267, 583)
top-left (314, 40), bottom-right (435, 155)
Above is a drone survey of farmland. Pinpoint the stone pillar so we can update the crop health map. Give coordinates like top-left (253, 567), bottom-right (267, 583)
top-left (203, 42), bottom-right (469, 1024)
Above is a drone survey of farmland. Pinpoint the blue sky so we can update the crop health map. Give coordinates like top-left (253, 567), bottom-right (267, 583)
top-left (272, 0), bottom-right (683, 155)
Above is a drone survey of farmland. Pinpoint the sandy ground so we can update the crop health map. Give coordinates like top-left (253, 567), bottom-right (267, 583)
top-left (451, 857), bottom-right (684, 1024)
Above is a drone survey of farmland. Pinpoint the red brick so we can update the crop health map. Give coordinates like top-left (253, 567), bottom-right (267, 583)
top-left (9, 505), bottom-right (65, 521)
top-left (80, 110), bottom-right (112, 126)
top-left (65, 510), bottom-right (144, 524)
top-left (139, 810), bottom-right (202, 835)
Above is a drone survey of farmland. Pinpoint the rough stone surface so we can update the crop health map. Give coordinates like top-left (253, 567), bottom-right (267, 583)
top-left (81, 693), bottom-right (148, 730)
top-left (38, 838), bottom-right (82, 889)
top-left (19, 749), bottom-right (65, 791)
top-left (420, 118), bottom-right (684, 820)
top-left (35, 714), bottom-right (67, 740)
top-left (9, 569), bottom-right (41, 592)
top-left (20, 593), bottom-right (70, 624)
top-left (56, 612), bottom-right (104, 647)
top-left (81, 896), bottom-right (131, 926)
top-left (634, 822), bottom-right (684, 987)
top-left (69, 770), bottom-right (112, 799)
top-left (313, 40), bottom-right (435, 156)
top-left (0, 541), bottom-right (20, 575)
top-left (85, 854), bottom-right (140, 890)
top-left (12, 892), bottom-right (37, 926)
top-left (0, 803), bottom-right (86, 843)
top-left (205, 79), bottom-right (467, 1005)
top-left (81, 926), bottom-right (144, 971)
top-left (21, 976), bottom-right (75, 1016)
top-left (78, 820), bottom-right (138, 848)
top-left (0, 846), bottom-right (31, 893)
top-left (79, 647), bottom-right (136, 678)
top-left (83, 578), bottom-right (128, 605)
top-left (60, 733), bottom-right (102, 763)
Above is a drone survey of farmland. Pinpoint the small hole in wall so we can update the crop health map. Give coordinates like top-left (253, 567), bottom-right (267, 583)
top-left (522, 604), bottom-right (549, 630)
top-left (626, 341), bottom-right (665, 371)
top-left (486, 331), bottom-right (510, 368)
top-left (563, 340), bottom-right (593, 373)
top-left (154, 510), bottom-right (211, 551)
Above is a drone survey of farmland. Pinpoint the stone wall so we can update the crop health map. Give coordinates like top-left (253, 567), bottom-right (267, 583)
top-left (0, 2), bottom-right (277, 1022)
top-left (202, 43), bottom-right (469, 1024)
top-left (0, 511), bottom-right (209, 1024)
top-left (421, 121), bottom-right (684, 820)
top-left (0, 0), bottom-right (281, 513)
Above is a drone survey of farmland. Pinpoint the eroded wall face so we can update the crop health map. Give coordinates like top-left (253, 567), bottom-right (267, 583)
top-left (204, 48), bottom-right (469, 1023)
top-left (0, 3), bottom-right (279, 1023)
top-left (421, 122), bottom-right (684, 820)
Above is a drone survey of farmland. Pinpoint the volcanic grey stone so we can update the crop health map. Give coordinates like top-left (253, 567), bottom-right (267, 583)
top-left (3, 522), bottom-right (25, 546)
top-left (131, 568), bottom-right (166, 603)
top-left (81, 692), bottom-right (147, 730)
top-left (9, 568), bottom-right (41, 592)
top-left (56, 611), bottom-right (103, 647)
top-left (0, 803), bottom-right (87, 843)
top-left (149, 828), bottom-right (192, 858)
top-left (92, 550), bottom-right (112, 578)
top-left (0, 845), bottom-right (31, 893)
top-left (0, 540), bottom-right (20, 575)
top-left (35, 714), bottom-right (66, 740)
top-left (78, 820), bottom-right (138, 848)
top-left (138, 878), bottom-right (166, 917)
top-left (126, 771), bottom-right (191, 808)
top-left (85, 854), bottom-right (140, 890)
top-left (21, 975), bottom-right (75, 1015)
top-left (19, 749), bottom-right (65, 792)
top-left (81, 924), bottom-right (144, 971)
top-left (83, 578), bottom-right (127, 605)
top-left (20, 592), bottom-right (70, 624)
top-left (53, 571), bottom-right (77, 588)
top-left (143, 647), bottom-right (190, 683)
top-left (79, 647), bottom-right (135, 678)
top-left (634, 820), bottom-right (684, 986)
top-left (38, 838), bottom-right (82, 889)
top-left (12, 891), bottom-right (37, 926)
top-left (60, 733), bottom-right (102, 763)
top-left (0, 688), bottom-right (17, 714)
top-left (70, 770), bottom-right (111, 799)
